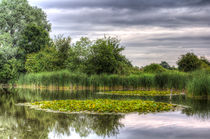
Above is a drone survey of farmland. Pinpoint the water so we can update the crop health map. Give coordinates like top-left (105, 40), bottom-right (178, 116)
top-left (0, 88), bottom-right (210, 139)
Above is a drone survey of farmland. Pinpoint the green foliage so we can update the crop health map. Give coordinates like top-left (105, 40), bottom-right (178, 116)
top-left (64, 37), bottom-right (91, 72)
top-left (25, 47), bottom-right (60, 73)
top-left (85, 37), bottom-right (132, 74)
top-left (177, 53), bottom-right (201, 72)
top-left (0, 45), bottom-right (20, 83)
top-left (187, 72), bottom-right (210, 98)
top-left (0, 32), bottom-right (13, 47)
top-left (160, 61), bottom-right (171, 70)
top-left (143, 63), bottom-right (167, 73)
top-left (104, 90), bottom-right (180, 96)
top-left (200, 56), bottom-right (210, 66)
top-left (18, 23), bottom-right (50, 55)
top-left (154, 71), bottom-right (189, 90)
top-left (0, 0), bottom-right (51, 46)
top-left (0, 46), bottom-right (21, 83)
top-left (32, 99), bottom-right (176, 113)
top-left (53, 35), bottom-right (71, 68)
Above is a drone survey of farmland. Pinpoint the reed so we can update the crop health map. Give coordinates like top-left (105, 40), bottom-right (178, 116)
top-left (154, 71), bottom-right (189, 90)
top-left (187, 71), bottom-right (210, 98)
top-left (17, 70), bottom-right (210, 96)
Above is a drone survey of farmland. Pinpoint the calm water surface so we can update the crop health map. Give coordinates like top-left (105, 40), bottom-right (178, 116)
top-left (0, 88), bottom-right (210, 139)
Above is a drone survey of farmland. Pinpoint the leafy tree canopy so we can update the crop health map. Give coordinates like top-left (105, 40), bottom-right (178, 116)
top-left (0, 0), bottom-right (51, 46)
top-left (18, 23), bottom-right (50, 55)
top-left (177, 53), bottom-right (201, 72)
top-left (143, 63), bottom-right (167, 73)
top-left (160, 61), bottom-right (171, 70)
top-left (64, 37), bottom-right (91, 72)
top-left (0, 46), bottom-right (21, 83)
top-left (25, 47), bottom-right (60, 73)
top-left (85, 37), bottom-right (132, 74)
top-left (53, 35), bottom-right (71, 68)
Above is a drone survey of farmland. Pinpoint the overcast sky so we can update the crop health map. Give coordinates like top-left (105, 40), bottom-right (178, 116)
top-left (28, 0), bottom-right (210, 67)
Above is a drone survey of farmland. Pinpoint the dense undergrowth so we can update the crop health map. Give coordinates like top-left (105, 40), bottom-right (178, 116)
top-left (31, 99), bottom-right (176, 113)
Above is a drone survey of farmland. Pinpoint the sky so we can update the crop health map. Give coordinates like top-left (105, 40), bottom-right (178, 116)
top-left (28, 0), bottom-right (210, 67)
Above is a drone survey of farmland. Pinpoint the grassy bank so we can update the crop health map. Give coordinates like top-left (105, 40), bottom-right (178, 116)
top-left (31, 99), bottom-right (177, 113)
top-left (16, 70), bottom-right (190, 91)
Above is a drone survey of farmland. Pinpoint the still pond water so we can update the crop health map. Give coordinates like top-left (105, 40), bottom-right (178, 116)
top-left (0, 88), bottom-right (210, 139)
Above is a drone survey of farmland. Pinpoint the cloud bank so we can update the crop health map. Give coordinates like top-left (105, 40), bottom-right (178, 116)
top-left (29, 0), bottom-right (210, 66)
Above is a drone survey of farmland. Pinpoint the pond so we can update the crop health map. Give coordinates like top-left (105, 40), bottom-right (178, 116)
top-left (0, 88), bottom-right (210, 139)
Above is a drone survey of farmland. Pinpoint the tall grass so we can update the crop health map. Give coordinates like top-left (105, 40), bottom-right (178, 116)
top-left (187, 71), bottom-right (210, 98)
top-left (16, 70), bottom-right (197, 91)
top-left (154, 71), bottom-right (190, 90)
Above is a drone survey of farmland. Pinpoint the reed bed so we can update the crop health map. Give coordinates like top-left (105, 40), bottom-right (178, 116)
top-left (16, 70), bottom-right (195, 92)
top-left (187, 71), bottom-right (210, 99)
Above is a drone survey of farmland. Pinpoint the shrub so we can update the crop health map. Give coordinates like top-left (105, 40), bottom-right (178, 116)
top-left (143, 63), bottom-right (167, 73)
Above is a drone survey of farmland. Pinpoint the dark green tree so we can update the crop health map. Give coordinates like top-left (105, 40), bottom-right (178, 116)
top-left (177, 53), bottom-right (201, 72)
top-left (143, 63), bottom-right (167, 73)
top-left (18, 23), bottom-right (50, 55)
top-left (160, 61), bottom-right (171, 70)
top-left (86, 37), bottom-right (132, 74)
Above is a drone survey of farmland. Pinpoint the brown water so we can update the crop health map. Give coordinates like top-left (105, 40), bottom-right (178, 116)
top-left (0, 88), bottom-right (210, 139)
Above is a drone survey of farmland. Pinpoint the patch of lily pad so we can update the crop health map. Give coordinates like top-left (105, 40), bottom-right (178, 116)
top-left (31, 99), bottom-right (177, 114)
top-left (102, 90), bottom-right (181, 96)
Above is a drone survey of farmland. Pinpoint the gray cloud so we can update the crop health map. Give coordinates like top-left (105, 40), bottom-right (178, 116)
top-left (35, 0), bottom-right (210, 10)
top-left (28, 0), bottom-right (210, 66)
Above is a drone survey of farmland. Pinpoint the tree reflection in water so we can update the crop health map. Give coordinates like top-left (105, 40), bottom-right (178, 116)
top-left (0, 88), bottom-right (124, 139)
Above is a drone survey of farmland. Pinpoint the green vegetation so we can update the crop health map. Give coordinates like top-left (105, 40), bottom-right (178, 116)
top-left (177, 53), bottom-right (201, 72)
top-left (187, 72), bottom-right (210, 99)
top-left (143, 63), bottom-right (167, 73)
top-left (17, 70), bottom-right (191, 91)
top-left (103, 90), bottom-right (181, 96)
top-left (31, 99), bottom-right (176, 113)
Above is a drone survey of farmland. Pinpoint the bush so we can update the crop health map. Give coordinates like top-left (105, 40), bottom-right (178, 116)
top-left (177, 53), bottom-right (201, 72)
top-left (143, 63), bottom-right (167, 73)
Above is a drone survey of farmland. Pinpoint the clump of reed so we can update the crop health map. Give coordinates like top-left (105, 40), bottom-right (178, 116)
top-left (187, 71), bottom-right (210, 98)
top-left (154, 71), bottom-right (189, 90)
top-left (17, 70), bottom-right (156, 91)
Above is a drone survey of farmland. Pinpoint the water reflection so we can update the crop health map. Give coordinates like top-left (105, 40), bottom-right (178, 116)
top-left (0, 88), bottom-right (210, 139)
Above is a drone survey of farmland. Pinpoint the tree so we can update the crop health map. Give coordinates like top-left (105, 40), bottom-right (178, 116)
top-left (64, 37), bottom-right (91, 72)
top-left (0, 46), bottom-right (21, 83)
top-left (85, 37), bottom-right (132, 74)
top-left (0, 0), bottom-right (51, 46)
top-left (160, 61), bottom-right (171, 70)
top-left (177, 53), bottom-right (201, 72)
top-left (143, 63), bottom-right (167, 73)
top-left (18, 23), bottom-right (50, 55)
top-left (53, 35), bottom-right (71, 68)
top-left (25, 47), bottom-right (60, 73)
